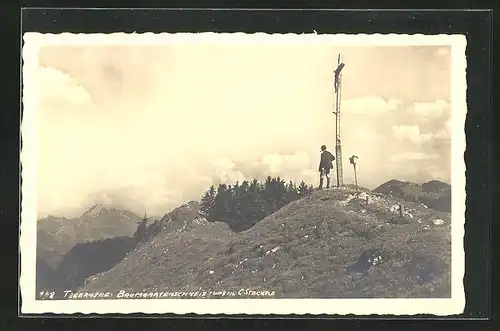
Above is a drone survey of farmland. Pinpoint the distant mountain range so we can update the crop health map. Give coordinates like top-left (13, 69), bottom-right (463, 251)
top-left (37, 205), bottom-right (142, 269)
top-left (374, 179), bottom-right (451, 213)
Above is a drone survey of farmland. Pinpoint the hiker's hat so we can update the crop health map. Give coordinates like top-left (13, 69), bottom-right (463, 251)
top-left (320, 145), bottom-right (327, 151)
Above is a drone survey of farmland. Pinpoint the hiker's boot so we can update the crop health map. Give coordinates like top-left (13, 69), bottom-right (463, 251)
top-left (326, 178), bottom-right (330, 189)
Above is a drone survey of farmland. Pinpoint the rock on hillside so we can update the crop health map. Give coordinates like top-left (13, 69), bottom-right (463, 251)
top-left (80, 188), bottom-right (451, 298)
top-left (37, 205), bottom-right (142, 269)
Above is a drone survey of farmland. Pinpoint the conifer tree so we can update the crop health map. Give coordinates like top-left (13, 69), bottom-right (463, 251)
top-left (232, 181), bottom-right (250, 221)
top-left (298, 181), bottom-right (310, 197)
top-left (234, 180), bottom-right (251, 220)
top-left (283, 180), bottom-right (299, 203)
top-left (245, 179), bottom-right (265, 220)
top-left (210, 184), bottom-right (230, 220)
top-left (308, 185), bottom-right (314, 194)
top-left (134, 218), bottom-right (148, 243)
top-left (276, 177), bottom-right (288, 208)
top-left (200, 185), bottom-right (216, 217)
top-left (200, 190), bottom-right (211, 215)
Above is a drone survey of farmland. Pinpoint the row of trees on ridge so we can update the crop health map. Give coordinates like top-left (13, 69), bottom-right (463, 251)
top-left (200, 176), bottom-right (314, 224)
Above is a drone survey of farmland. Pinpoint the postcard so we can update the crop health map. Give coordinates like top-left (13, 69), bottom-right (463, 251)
top-left (20, 32), bottom-right (466, 315)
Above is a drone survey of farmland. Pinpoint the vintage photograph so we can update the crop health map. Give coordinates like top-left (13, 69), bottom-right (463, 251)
top-left (20, 33), bottom-right (466, 315)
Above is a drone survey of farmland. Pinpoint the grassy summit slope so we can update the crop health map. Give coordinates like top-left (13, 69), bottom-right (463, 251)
top-left (81, 187), bottom-right (451, 298)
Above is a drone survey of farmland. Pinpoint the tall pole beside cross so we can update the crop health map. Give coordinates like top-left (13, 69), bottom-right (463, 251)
top-left (333, 54), bottom-right (345, 188)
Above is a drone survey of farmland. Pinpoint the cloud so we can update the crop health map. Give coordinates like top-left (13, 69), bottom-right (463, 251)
top-left (212, 158), bottom-right (236, 172)
top-left (261, 152), bottom-right (312, 174)
top-left (343, 97), bottom-right (402, 115)
top-left (389, 152), bottom-right (438, 163)
top-left (433, 117), bottom-right (452, 140)
top-left (37, 67), bottom-right (94, 115)
top-left (392, 125), bottom-right (433, 144)
top-left (382, 151), bottom-right (449, 184)
top-left (32, 45), bottom-right (453, 218)
top-left (435, 47), bottom-right (450, 58)
top-left (408, 100), bottom-right (450, 118)
top-left (261, 155), bottom-right (284, 174)
top-left (209, 158), bottom-right (248, 185)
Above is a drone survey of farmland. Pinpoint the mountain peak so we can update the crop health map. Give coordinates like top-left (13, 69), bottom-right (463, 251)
top-left (422, 180), bottom-right (451, 193)
top-left (81, 204), bottom-right (113, 218)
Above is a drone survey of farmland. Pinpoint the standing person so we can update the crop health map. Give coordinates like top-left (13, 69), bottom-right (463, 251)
top-left (318, 145), bottom-right (335, 190)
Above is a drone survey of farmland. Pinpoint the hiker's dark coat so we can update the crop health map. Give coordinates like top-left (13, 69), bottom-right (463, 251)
top-left (319, 150), bottom-right (335, 171)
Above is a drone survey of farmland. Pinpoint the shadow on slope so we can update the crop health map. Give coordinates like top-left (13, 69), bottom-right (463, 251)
top-left (37, 206), bottom-right (142, 272)
top-left (36, 236), bottom-right (137, 298)
top-left (36, 227), bottom-right (76, 270)
top-left (80, 187), bottom-right (451, 299)
top-left (83, 218), bottom-right (236, 291)
top-left (36, 257), bottom-right (66, 295)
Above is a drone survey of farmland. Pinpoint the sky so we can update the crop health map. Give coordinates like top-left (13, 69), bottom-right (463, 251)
top-left (34, 43), bottom-right (452, 218)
